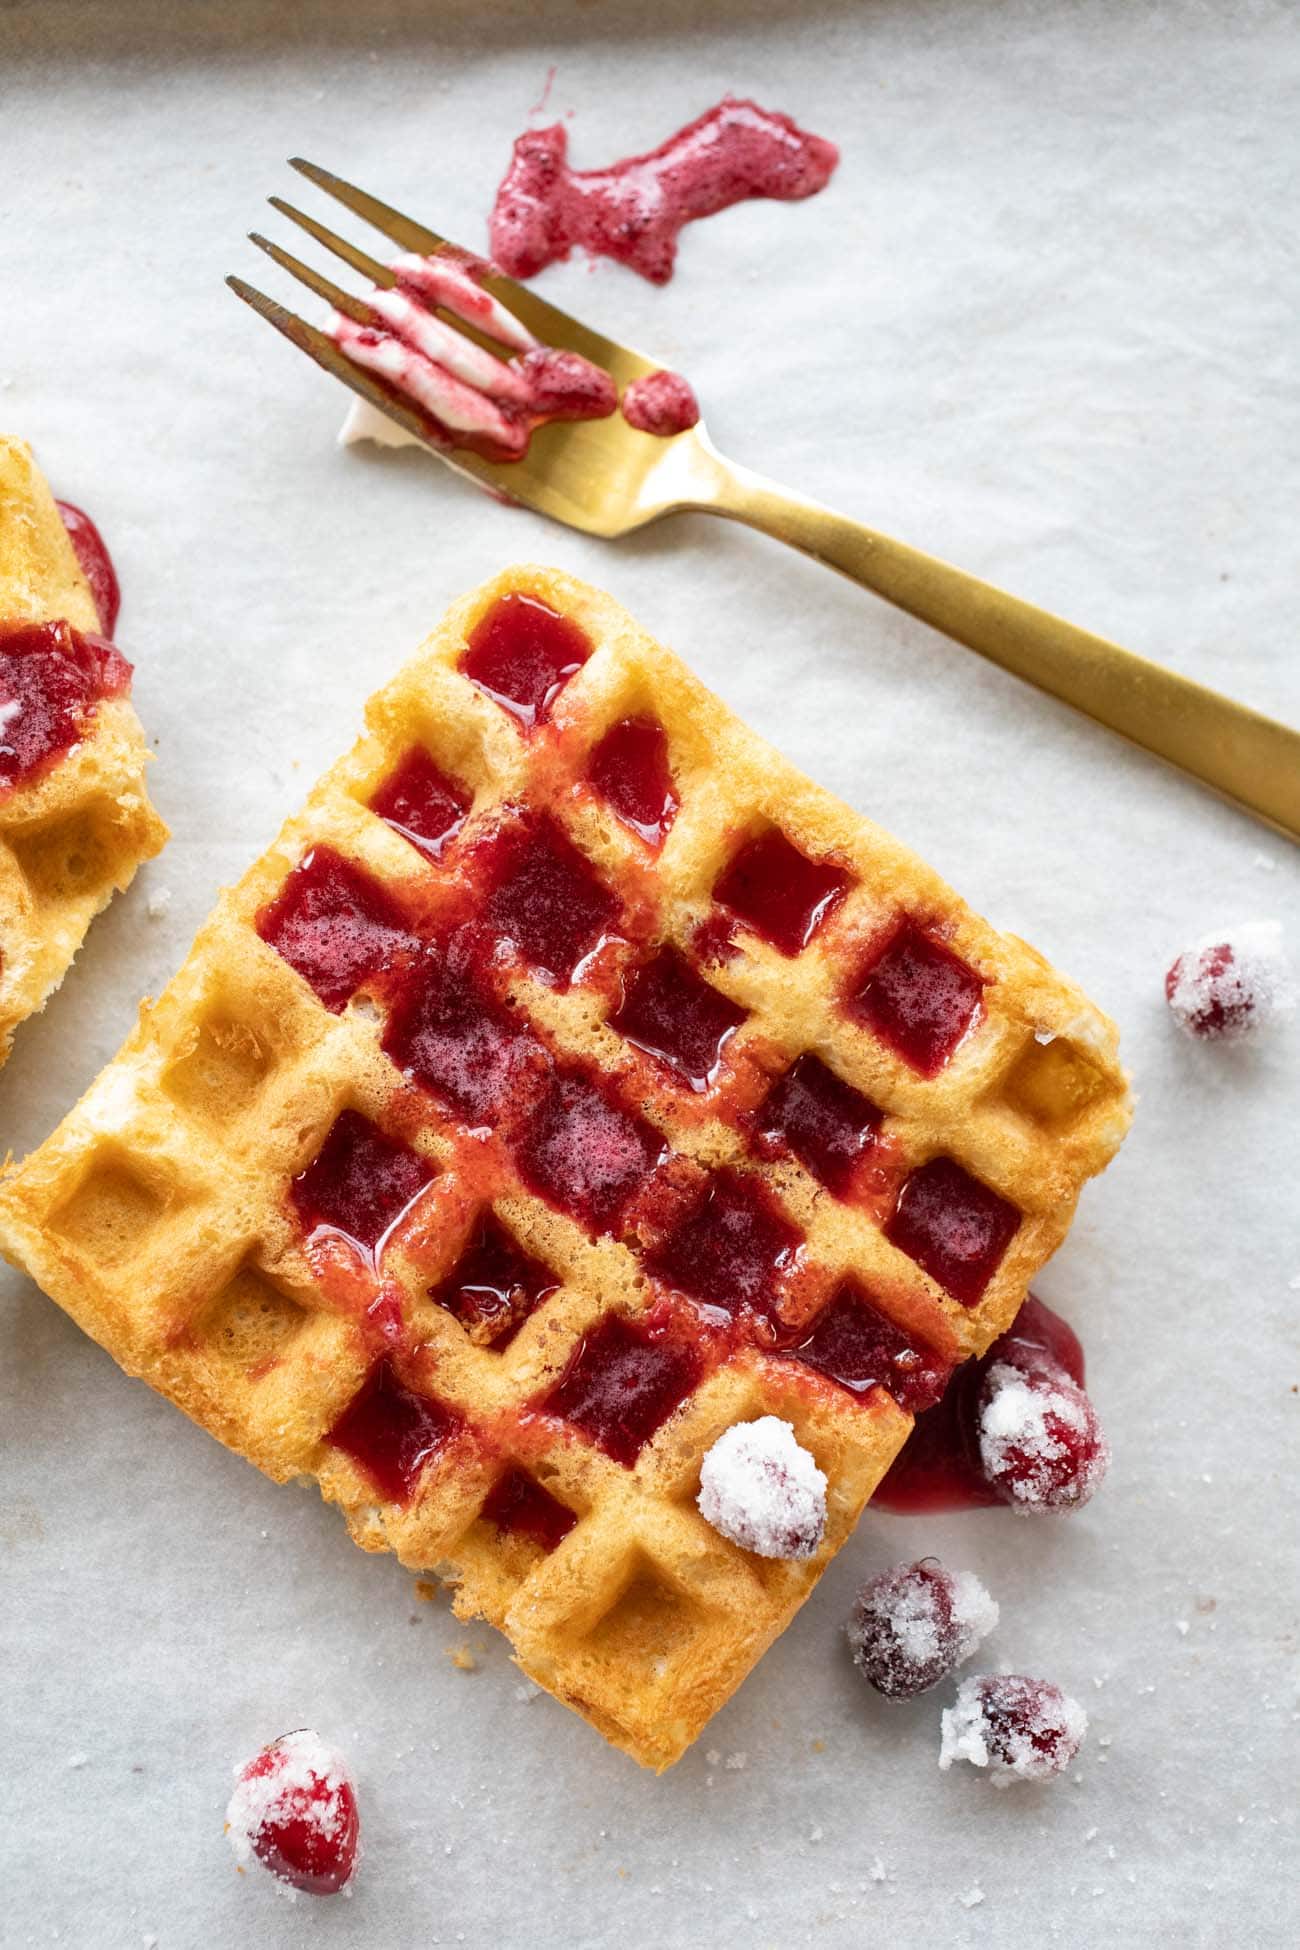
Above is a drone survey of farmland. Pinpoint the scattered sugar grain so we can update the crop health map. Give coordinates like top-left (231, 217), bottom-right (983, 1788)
top-left (145, 888), bottom-right (171, 919)
top-left (958, 1887), bottom-right (985, 1909)
top-left (66, 1753), bottom-right (89, 1770)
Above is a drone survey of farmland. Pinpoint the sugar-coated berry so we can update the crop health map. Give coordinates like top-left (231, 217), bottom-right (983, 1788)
top-left (1164, 922), bottom-right (1292, 1042)
top-left (977, 1357), bottom-right (1110, 1515)
top-left (226, 1730), bottom-right (359, 1896)
top-left (697, 1416), bottom-right (827, 1559)
top-left (846, 1560), bottom-right (999, 1700)
top-left (940, 1673), bottom-right (1087, 1783)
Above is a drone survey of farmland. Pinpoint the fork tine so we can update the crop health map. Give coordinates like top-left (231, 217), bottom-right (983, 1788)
top-left (248, 233), bottom-right (372, 326)
top-left (289, 157), bottom-right (449, 260)
top-left (267, 196), bottom-right (396, 292)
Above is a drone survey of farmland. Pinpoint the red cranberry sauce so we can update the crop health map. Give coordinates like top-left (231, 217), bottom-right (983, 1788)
top-left (644, 1166), bottom-right (799, 1323)
top-left (874, 1294), bottom-right (1085, 1513)
top-left (586, 715), bottom-right (678, 847)
top-left (55, 501), bottom-right (121, 637)
top-left (480, 1465), bottom-right (576, 1550)
top-left (325, 1356), bottom-right (462, 1503)
top-left (461, 593), bottom-right (591, 730)
top-left (516, 1064), bottom-right (668, 1232)
top-left (885, 1156), bottom-right (1020, 1307)
top-left (482, 810), bottom-right (622, 983)
top-left (490, 98), bottom-right (839, 285)
top-left (430, 1210), bottom-right (559, 1347)
top-left (370, 745), bottom-right (470, 860)
top-left (609, 946), bottom-right (747, 1091)
top-left (538, 1312), bottom-right (703, 1466)
top-left (713, 827), bottom-right (854, 957)
top-left (383, 941), bottom-right (549, 1125)
top-left (256, 846), bottom-right (417, 1013)
top-left (517, 345), bottom-right (618, 420)
top-left (0, 619), bottom-right (131, 793)
top-left (621, 370), bottom-right (700, 437)
top-left (851, 921), bottom-right (985, 1075)
top-left (787, 1280), bottom-right (951, 1414)
top-left (753, 1052), bottom-right (882, 1197)
top-left (291, 1109), bottom-right (433, 1259)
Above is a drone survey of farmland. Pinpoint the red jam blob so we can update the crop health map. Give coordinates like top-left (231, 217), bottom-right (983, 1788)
top-left (325, 1357), bottom-right (462, 1503)
top-left (851, 921), bottom-right (985, 1075)
top-left (483, 811), bottom-right (622, 983)
top-left (430, 1211), bottom-right (559, 1347)
top-left (885, 1157), bottom-right (1020, 1307)
top-left (586, 715), bottom-right (678, 847)
top-left (55, 501), bottom-right (121, 637)
top-left (517, 345), bottom-right (619, 420)
top-left (256, 846), bottom-right (417, 1014)
top-left (0, 619), bottom-right (131, 793)
top-left (621, 370), bottom-right (700, 437)
top-left (461, 593), bottom-right (591, 729)
top-left (787, 1280), bottom-right (951, 1413)
top-left (229, 1733), bottom-right (359, 1897)
top-left (539, 1313), bottom-right (703, 1466)
top-left (369, 745), bottom-right (470, 860)
top-left (608, 946), bottom-right (747, 1091)
top-left (644, 1167), bottom-right (800, 1323)
top-left (713, 827), bottom-right (854, 957)
top-left (516, 1065), bottom-right (668, 1232)
top-left (383, 943), bottom-right (548, 1124)
top-left (754, 1053), bottom-right (882, 1196)
top-left (290, 1109), bottom-right (433, 1259)
top-left (490, 98), bottom-right (840, 285)
top-left (480, 1465), bottom-right (577, 1550)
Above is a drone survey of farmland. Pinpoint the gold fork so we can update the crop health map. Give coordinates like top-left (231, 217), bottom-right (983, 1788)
top-left (230, 159), bottom-right (1300, 843)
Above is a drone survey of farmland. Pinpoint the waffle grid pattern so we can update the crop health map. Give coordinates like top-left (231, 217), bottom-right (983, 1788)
top-left (0, 566), bottom-right (1129, 1768)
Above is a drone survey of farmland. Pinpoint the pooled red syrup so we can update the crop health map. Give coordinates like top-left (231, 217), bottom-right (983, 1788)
top-left (586, 715), bottom-right (678, 847)
top-left (55, 500), bottom-right (121, 637)
top-left (713, 827), bottom-right (854, 957)
top-left (256, 846), bottom-right (417, 1013)
top-left (325, 1356), bottom-right (462, 1504)
top-left (461, 593), bottom-right (591, 730)
top-left (874, 1293), bottom-right (1086, 1513)
top-left (290, 1109), bottom-right (433, 1260)
top-left (884, 1156), bottom-right (1020, 1308)
top-left (644, 1166), bottom-right (800, 1324)
top-left (480, 1465), bottom-right (576, 1550)
top-left (609, 945), bottom-right (747, 1091)
top-left (481, 809), bottom-right (623, 983)
top-left (753, 1052), bottom-right (883, 1198)
top-left (490, 98), bottom-right (839, 284)
top-left (370, 745), bottom-right (470, 860)
top-left (0, 620), bottom-right (131, 793)
top-left (621, 370), bottom-right (700, 437)
top-left (431, 1211), bottom-right (559, 1347)
top-left (851, 920), bottom-right (985, 1076)
top-left (383, 941), bottom-right (549, 1125)
top-left (516, 1063), bottom-right (668, 1232)
top-left (539, 1312), bottom-right (704, 1466)
top-left (785, 1279), bottom-right (951, 1415)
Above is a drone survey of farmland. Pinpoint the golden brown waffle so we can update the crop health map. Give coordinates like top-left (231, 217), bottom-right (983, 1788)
top-left (0, 436), bottom-right (167, 1063)
top-left (0, 566), bottom-right (1129, 1768)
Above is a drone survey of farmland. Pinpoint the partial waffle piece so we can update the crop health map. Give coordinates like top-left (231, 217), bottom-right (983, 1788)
top-left (0, 437), bottom-right (167, 1062)
top-left (0, 567), bottom-right (1130, 1768)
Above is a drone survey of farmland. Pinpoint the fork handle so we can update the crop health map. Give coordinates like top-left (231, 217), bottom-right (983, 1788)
top-left (708, 463), bottom-right (1300, 841)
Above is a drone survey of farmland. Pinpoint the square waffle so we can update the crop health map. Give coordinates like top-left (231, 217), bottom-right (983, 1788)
top-left (0, 436), bottom-right (167, 1063)
top-left (0, 566), bottom-right (1130, 1769)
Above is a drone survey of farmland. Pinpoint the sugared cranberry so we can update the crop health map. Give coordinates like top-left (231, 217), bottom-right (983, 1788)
top-left (977, 1357), bottom-right (1109, 1515)
top-left (846, 1561), bottom-right (998, 1700)
top-left (939, 1674), bottom-right (1087, 1784)
top-left (226, 1730), bottom-right (359, 1896)
top-left (1164, 923), bottom-right (1292, 1042)
top-left (696, 1416), bottom-right (826, 1559)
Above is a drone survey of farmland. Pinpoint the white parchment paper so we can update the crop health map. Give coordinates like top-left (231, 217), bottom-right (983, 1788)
top-left (2, 3), bottom-right (1297, 1944)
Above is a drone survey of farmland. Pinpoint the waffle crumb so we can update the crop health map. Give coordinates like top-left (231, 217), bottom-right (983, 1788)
top-left (448, 1644), bottom-right (479, 1671)
top-left (414, 1579), bottom-right (439, 1602)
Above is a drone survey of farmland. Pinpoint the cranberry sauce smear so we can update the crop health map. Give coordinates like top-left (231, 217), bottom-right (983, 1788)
top-left (480, 1466), bottom-right (576, 1550)
top-left (461, 593), bottom-right (591, 730)
top-left (787, 1280), bottom-right (950, 1414)
top-left (875, 1294), bottom-right (1084, 1513)
top-left (55, 501), bottom-right (121, 637)
top-left (713, 827), bottom-right (854, 957)
top-left (621, 370), bottom-right (700, 437)
top-left (483, 811), bottom-right (622, 983)
top-left (370, 746), bottom-right (470, 860)
top-left (539, 1313), bottom-right (703, 1466)
top-left (586, 715), bottom-right (678, 847)
top-left (291, 1109), bottom-right (433, 1259)
top-left (754, 1053), bottom-right (882, 1197)
top-left (431, 1211), bottom-right (559, 1347)
top-left (516, 1065), bottom-right (667, 1232)
top-left (0, 620), bottom-right (131, 793)
top-left (325, 1357), bottom-right (462, 1504)
top-left (609, 947), bottom-right (747, 1092)
top-left (256, 847), bottom-right (417, 1013)
top-left (885, 1157), bottom-right (1020, 1308)
top-left (490, 98), bottom-right (839, 285)
top-left (645, 1167), bottom-right (799, 1323)
top-left (851, 921), bottom-right (985, 1076)
top-left (383, 942), bottom-right (548, 1124)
